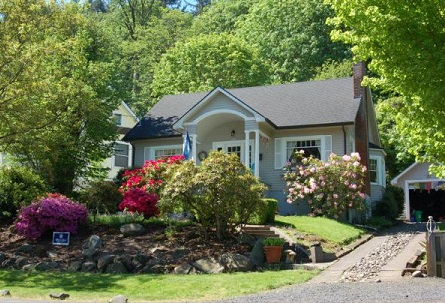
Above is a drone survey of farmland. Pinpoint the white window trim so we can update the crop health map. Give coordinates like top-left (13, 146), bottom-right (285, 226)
top-left (144, 145), bottom-right (183, 161)
top-left (112, 142), bottom-right (131, 168)
top-left (274, 135), bottom-right (332, 169)
top-left (370, 155), bottom-right (385, 186)
top-left (212, 140), bottom-right (255, 165)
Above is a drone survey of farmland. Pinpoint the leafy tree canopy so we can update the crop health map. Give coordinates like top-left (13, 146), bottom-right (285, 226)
top-left (150, 33), bottom-right (270, 98)
top-left (327, 0), bottom-right (445, 176)
top-left (235, 0), bottom-right (350, 83)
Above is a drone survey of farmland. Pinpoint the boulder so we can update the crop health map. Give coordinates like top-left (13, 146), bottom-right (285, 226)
top-left (106, 262), bottom-right (128, 274)
top-left (249, 239), bottom-right (265, 267)
top-left (219, 253), bottom-right (252, 272)
top-left (192, 257), bottom-right (225, 274)
top-left (16, 244), bottom-right (33, 254)
top-left (0, 289), bottom-right (10, 297)
top-left (35, 261), bottom-right (59, 271)
top-left (82, 235), bottom-right (102, 258)
top-left (49, 293), bottom-right (70, 300)
top-left (120, 223), bottom-right (146, 237)
top-left (109, 294), bottom-right (128, 303)
top-left (81, 261), bottom-right (97, 272)
top-left (115, 255), bottom-right (135, 272)
top-left (134, 254), bottom-right (151, 266)
top-left (98, 254), bottom-right (116, 271)
top-left (173, 263), bottom-right (193, 274)
top-left (0, 253), bottom-right (8, 264)
top-left (15, 257), bottom-right (28, 269)
top-left (68, 260), bottom-right (83, 272)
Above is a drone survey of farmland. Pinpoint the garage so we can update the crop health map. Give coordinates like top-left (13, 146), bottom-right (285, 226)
top-left (391, 162), bottom-right (445, 222)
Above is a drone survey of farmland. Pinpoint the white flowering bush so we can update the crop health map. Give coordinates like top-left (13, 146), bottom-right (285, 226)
top-left (284, 151), bottom-right (367, 218)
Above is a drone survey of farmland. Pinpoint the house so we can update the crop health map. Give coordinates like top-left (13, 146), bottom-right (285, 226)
top-left (391, 162), bottom-right (445, 222)
top-left (102, 101), bottom-right (139, 180)
top-left (123, 63), bottom-right (386, 215)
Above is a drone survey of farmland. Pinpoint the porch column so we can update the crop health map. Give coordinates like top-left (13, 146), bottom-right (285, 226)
top-left (244, 130), bottom-right (250, 169)
top-left (254, 130), bottom-right (260, 177)
top-left (191, 134), bottom-right (197, 162)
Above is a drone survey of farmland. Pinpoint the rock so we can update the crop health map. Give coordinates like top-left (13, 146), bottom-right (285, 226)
top-left (2, 258), bottom-right (16, 269)
top-left (15, 257), bottom-right (28, 269)
top-left (82, 235), bottom-right (102, 257)
top-left (192, 257), bottom-right (225, 274)
top-left (173, 263), bottom-right (193, 274)
top-left (219, 253), bottom-right (252, 272)
top-left (115, 255), bottom-right (134, 272)
top-left (22, 264), bottom-right (35, 271)
top-left (412, 270), bottom-right (425, 278)
top-left (68, 260), bottom-right (83, 272)
top-left (98, 254), bottom-right (116, 271)
top-left (35, 261), bottom-right (59, 271)
top-left (249, 239), bottom-right (265, 267)
top-left (49, 293), bottom-right (70, 300)
top-left (47, 250), bottom-right (58, 259)
top-left (120, 223), bottom-right (146, 237)
top-left (0, 253), bottom-right (7, 264)
top-left (0, 289), bottom-right (10, 297)
top-left (109, 294), bottom-right (128, 303)
top-left (134, 254), bottom-right (151, 266)
top-left (81, 261), bottom-right (97, 272)
top-left (17, 244), bottom-right (33, 254)
top-left (106, 262), bottom-right (128, 274)
top-left (237, 233), bottom-right (257, 247)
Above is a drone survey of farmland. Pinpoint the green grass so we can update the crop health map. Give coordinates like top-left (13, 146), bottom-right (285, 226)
top-left (275, 215), bottom-right (366, 246)
top-left (0, 269), bottom-right (318, 302)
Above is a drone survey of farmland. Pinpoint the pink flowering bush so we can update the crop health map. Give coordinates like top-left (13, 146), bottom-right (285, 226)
top-left (16, 193), bottom-right (88, 240)
top-left (118, 188), bottom-right (159, 218)
top-left (118, 155), bottom-right (184, 218)
top-left (284, 151), bottom-right (367, 218)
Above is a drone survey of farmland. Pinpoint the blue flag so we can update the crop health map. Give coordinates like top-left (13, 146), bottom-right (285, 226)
top-left (182, 132), bottom-right (192, 160)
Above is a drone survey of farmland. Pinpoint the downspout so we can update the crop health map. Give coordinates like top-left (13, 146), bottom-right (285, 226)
top-left (129, 142), bottom-right (136, 169)
top-left (342, 125), bottom-right (347, 155)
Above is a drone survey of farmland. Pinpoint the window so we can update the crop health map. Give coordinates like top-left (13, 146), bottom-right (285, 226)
top-left (369, 158), bottom-right (378, 184)
top-left (154, 147), bottom-right (182, 160)
top-left (286, 139), bottom-right (321, 161)
top-left (114, 143), bottom-right (129, 168)
top-left (114, 113), bottom-right (122, 126)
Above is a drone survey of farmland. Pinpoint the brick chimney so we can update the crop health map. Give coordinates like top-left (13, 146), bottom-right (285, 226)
top-left (353, 61), bottom-right (366, 98)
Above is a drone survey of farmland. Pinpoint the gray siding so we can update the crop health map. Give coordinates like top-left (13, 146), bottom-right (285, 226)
top-left (133, 137), bottom-right (182, 167)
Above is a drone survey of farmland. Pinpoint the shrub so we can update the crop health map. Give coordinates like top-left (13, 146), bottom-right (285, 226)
top-left (118, 188), bottom-right (159, 219)
top-left (16, 193), bottom-right (88, 240)
top-left (284, 151), bottom-right (367, 219)
top-left (263, 237), bottom-right (285, 246)
top-left (79, 181), bottom-right (123, 216)
top-left (250, 198), bottom-right (278, 225)
top-left (374, 187), bottom-right (403, 221)
top-left (0, 166), bottom-right (48, 221)
top-left (159, 151), bottom-right (267, 240)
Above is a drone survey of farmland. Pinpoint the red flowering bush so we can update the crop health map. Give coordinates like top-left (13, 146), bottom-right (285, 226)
top-left (16, 193), bottom-right (88, 240)
top-left (118, 188), bottom-right (159, 218)
top-left (118, 155), bottom-right (184, 218)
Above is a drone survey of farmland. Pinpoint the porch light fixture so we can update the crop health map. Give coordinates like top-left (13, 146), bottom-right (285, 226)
top-left (231, 130), bottom-right (235, 137)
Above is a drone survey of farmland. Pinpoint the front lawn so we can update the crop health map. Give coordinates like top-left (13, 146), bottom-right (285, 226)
top-left (0, 269), bottom-right (317, 302)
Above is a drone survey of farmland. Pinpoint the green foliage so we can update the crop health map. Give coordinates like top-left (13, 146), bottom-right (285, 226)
top-left (263, 237), bottom-right (285, 246)
top-left (235, 0), bottom-right (350, 83)
top-left (79, 181), bottom-right (123, 218)
top-left (88, 212), bottom-right (145, 228)
top-left (312, 59), bottom-right (353, 80)
top-left (374, 186), bottom-right (404, 221)
top-left (327, 0), bottom-right (445, 176)
top-left (159, 151), bottom-right (267, 240)
top-left (366, 216), bottom-right (394, 230)
top-left (0, 166), bottom-right (47, 221)
top-left (150, 33), bottom-right (270, 98)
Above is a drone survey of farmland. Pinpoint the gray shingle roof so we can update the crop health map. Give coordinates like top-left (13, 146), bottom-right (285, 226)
top-left (124, 77), bottom-right (360, 140)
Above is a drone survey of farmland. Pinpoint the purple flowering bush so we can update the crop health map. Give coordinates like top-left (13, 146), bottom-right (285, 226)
top-left (16, 193), bottom-right (88, 240)
top-left (284, 151), bottom-right (367, 218)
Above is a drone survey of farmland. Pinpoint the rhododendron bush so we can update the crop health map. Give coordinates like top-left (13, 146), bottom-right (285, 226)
top-left (16, 193), bottom-right (88, 240)
top-left (284, 151), bottom-right (367, 218)
top-left (119, 155), bottom-right (184, 218)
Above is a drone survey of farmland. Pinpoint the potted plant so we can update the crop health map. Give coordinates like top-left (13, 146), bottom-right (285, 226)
top-left (263, 237), bottom-right (285, 264)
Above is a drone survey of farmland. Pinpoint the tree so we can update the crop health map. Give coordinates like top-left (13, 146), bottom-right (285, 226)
top-left (327, 0), bottom-right (445, 176)
top-left (0, 1), bottom-right (120, 194)
top-left (312, 59), bottom-right (353, 80)
top-left (150, 33), bottom-right (269, 98)
top-left (235, 0), bottom-right (350, 83)
top-left (189, 0), bottom-right (257, 35)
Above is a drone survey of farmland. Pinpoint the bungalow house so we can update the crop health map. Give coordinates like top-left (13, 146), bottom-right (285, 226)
top-left (391, 162), bottom-right (445, 222)
top-left (102, 101), bottom-right (139, 180)
top-left (123, 63), bottom-right (386, 216)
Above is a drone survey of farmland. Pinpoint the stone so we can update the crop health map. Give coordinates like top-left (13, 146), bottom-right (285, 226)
top-left (82, 235), bottom-right (102, 257)
top-left (412, 270), bottom-right (425, 278)
top-left (249, 239), bottom-right (265, 267)
top-left (49, 293), bottom-right (70, 300)
top-left (98, 254), bottom-right (116, 271)
top-left (237, 233), bottom-right (257, 247)
top-left (134, 254), bottom-right (151, 266)
top-left (81, 261), bottom-right (97, 272)
top-left (109, 294), bottom-right (128, 303)
top-left (17, 244), bottom-right (33, 254)
top-left (35, 261), bottom-right (59, 271)
top-left (219, 253), bottom-right (252, 272)
top-left (173, 263), bottom-right (193, 274)
top-left (15, 257), bottom-right (28, 269)
top-left (106, 262), bottom-right (128, 274)
top-left (22, 264), bottom-right (35, 271)
top-left (115, 255), bottom-right (134, 272)
top-left (120, 223), bottom-right (146, 237)
top-left (68, 260), bottom-right (82, 272)
top-left (0, 290), bottom-right (10, 297)
top-left (192, 257), bottom-right (225, 274)
top-left (47, 250), bottom-right (58, 259)
top-left (0, 253), bottom-right (7, 264)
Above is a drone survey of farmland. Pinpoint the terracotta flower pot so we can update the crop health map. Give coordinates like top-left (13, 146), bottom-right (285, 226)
top-left (264, 245), bottom-right (283, 264)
